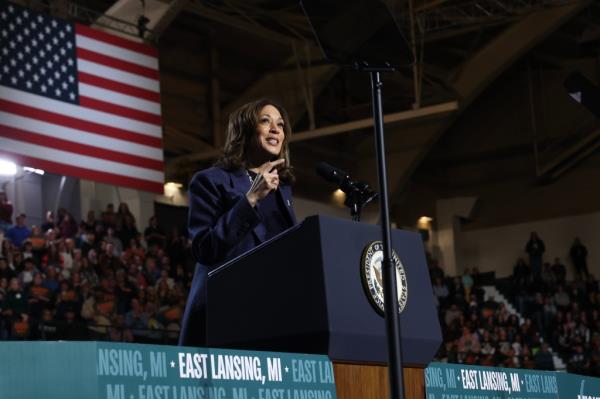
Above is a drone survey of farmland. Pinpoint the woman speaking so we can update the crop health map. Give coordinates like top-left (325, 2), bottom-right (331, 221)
top-left (179, 98), bottom-right (297, 346)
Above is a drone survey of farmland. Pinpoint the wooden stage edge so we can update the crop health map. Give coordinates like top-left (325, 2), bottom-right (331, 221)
top-left (333, 362), bottom-right (425, 399)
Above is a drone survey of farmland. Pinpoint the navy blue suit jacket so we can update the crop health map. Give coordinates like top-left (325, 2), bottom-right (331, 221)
top-left (179, 166), bottom-right (296, 347)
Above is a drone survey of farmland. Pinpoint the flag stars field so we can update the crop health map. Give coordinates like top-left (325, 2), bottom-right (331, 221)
top-left (0, 1), bottom-right (164, 193)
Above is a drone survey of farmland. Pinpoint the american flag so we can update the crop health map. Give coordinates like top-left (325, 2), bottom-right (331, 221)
top-left (0, 1), bottom-right (164, 193)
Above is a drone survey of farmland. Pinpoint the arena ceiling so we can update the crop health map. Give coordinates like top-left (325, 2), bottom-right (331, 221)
top-left (14, 0), bottom-right (600, 222)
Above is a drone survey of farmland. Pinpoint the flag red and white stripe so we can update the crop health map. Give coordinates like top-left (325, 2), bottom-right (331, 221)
top-left (0, 8), bottom-right (164, 193)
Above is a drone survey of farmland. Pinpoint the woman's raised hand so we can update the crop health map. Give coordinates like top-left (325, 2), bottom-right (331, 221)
top-left (246, 159), bottom-right (285, 207)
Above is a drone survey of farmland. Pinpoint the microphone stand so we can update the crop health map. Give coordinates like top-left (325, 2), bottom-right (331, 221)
top-left (362, 65), bottom-right (406, 399)
top-left (344, 190), bottom-right (362, 222)
top-left (343, 183), bottom-right (377, 222)
top-left (298, 2), bottom-right (410, 395)
top-left (327, 65), bottom-right (404, 398)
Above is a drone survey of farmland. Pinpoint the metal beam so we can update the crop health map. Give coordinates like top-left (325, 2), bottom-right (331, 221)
top-left (165, 101), bottom-right (458, 167)
top-left (413, 0), bottom-right (568, 35)
top-left (538, 125), bottom-right (600, 181)
top-left (290, 101), bottom-right (459, 142)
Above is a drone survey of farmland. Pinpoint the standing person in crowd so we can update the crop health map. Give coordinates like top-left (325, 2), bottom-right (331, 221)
top-left (525, 232), bottom-right (545, 282)
top-left (41, 211), bottom-right (56, 233)
top-left (101, 204), bottom-right (116, 229)
top-left (570, 238), bottom-right (589, 280)
top-left (6, 214), bottom-right (30, 248)
top-left (81, 210), bottom-right (98, 233)
top-left (0, 191), bottom-right (13, 232)
top-left (58, 212), bottom-right (78, 239)
top-left (116, 203), bottom-right (136, 228)
top-left (117, 215), bottom-right (138, 251)
top-left (144, 216), bottom-right (165, 249)
top-left (179, 98), bottom-right (297, 347)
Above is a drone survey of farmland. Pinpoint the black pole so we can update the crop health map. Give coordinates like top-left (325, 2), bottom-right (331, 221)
top-left (370, 71), bottom-right (405, 399)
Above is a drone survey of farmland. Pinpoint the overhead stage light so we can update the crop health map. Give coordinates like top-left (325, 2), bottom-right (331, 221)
top-left (0, 160), bottom-right (17, 176)
top-left (23, 166), bottom-right (45, 175)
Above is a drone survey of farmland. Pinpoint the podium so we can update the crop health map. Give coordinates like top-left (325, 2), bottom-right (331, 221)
top-left (207, 215), bottom-right (442, 398)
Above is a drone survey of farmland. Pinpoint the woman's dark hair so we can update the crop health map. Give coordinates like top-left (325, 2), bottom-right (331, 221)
top-left (215, 98), bottom-right (295, 183)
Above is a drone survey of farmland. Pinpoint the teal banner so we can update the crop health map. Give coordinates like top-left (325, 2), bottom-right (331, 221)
top-left (0, 342), bottom-right (337, 399)
top-left (425, 363), bottom-right (559, 399)
top-left (556, 372), bottom-right (600, 399)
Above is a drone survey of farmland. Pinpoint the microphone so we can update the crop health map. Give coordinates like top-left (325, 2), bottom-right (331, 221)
top-left (316, 162), bottom-right (350, 188)
top-left (316, 162), bottom-right (378, 221)
top-left (316, 162), bottom-right (377, 198)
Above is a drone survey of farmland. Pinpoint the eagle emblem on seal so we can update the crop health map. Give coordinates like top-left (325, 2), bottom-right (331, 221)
top-left (360, 241), bottom-right (408, 316)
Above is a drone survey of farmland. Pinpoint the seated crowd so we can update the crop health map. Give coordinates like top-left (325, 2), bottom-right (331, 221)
top-left (0, 202), bottom-right (194, 343)
top-left (2, 194), bottom-right (599, 378)
top-left (430, 233), bottom-right (600, 377)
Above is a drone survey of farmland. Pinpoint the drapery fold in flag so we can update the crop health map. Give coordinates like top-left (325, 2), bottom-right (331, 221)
top-left (0, 0), bottom-right (164, 193)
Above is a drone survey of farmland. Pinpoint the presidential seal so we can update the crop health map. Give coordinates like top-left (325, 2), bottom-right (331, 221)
top-left (360, 241), bottom-right (408, 316)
